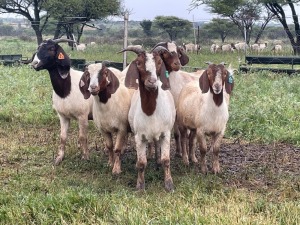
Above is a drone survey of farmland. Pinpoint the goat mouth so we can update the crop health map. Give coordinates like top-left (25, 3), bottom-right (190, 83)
top-left (90, 90), bottom-right (100, 95)
top-left (213, 88), bottom-right (222, 95)
top-left (32, 62), bottom-right (44, 71)
top-left (145, 83), bottom-right (157, 91)
top-left (172, 64), bottom-right (180, 71)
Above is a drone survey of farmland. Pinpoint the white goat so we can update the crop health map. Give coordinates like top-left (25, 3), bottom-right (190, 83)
top-left (120, 46), bottom-right (176, 192)
top-left (176, 63), bottom-right (234, 173)
top-left (271, 44), bottom-right (282, 54)
top-left (234, 42), bottom-right (248, 52)
top-left (75, 43), bottom-right (86, 51)
top-left (221, 43), bottom-right (236, 52)
top-left (79, 63), bottom-right (132, 174)
top-left (210, 43), bottom-right (221, 53)
top-left (183, 42), bottom-right (201, 53)
top-left (31, 38), bottom-right (93, 165)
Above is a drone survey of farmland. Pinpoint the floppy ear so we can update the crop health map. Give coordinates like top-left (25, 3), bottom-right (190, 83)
top-left (177, 46), bottom-right (189, 66)
top-left (125, 61), bottom-right (139, 89)
top-left (199, 70), bottom-right (210, 93)
top-left (79, 70), bottom-right (91, 99)
top-left (55, 46), bottom-right (71, 79)
top-left (159, 61), bottom-right (170, 90)
top-left (225, 70), bottom-right (234, 94)
top-left (106, 69), bottom-right (120, 94)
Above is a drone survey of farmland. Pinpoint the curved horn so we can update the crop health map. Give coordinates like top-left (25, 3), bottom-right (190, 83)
top-left (220, 62), bottom-right (227, 65)
top-left (52, 38), bottom-right (75, 44)
top-left (152, 46), bottom-right (170, 55)
top-left (205, 61), bottom-right (213, 65)
top-left (117, 46), bottom-right (145, 55)
top-left (150, 42), bottom-right (168, 52)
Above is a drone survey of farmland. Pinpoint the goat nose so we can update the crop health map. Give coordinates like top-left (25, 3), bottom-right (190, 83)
top-left (149, 77), bottom-right (156, 84)
top-left (90, 84), bottom-right (97, 90)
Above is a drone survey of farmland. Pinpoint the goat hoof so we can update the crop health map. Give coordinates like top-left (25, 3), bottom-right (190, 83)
top-left (112, 168), bottom-right (122, 175)
top-left (182, 158), bottom-right (189, 166)
top-left (164, 179), bottom-right (174, 192)
top-left (200, 166), bottom-right (208, 175)
top-left (54, 156), bottom-right (63, 165)
top-left (175, 152), bottom-right (182, 158)
top-left (136, 182), bottom-right (145, 191)
top-left (81, 155), bottom-right (89, 161)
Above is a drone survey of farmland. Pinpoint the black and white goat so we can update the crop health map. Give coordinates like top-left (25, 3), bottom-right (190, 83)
top-left (120, 46), bottom-right (176, 192)
top-left (31, 38), bottom-right (93, 165)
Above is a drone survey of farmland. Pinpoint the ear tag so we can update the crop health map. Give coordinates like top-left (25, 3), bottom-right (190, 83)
top-left (165, 71), bottom-right (169, 78)
top-left (228, 73), bottom-right (234, 84)
top-left (58, 52), bottom-right (65, 60)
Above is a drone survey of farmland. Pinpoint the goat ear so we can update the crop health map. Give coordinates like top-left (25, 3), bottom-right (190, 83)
top-left (106, 69), bottom-right (120, 94)
top-left (199, 70), bottom-right (210, 93)
top-left (225, 70), bottom-right (234, 94)
top-left (55, 46), bottom-right (71, 79)
top-left (125, 61), bottom-right (139, 89)
top-left (177, 47), bottom-right (189, 66)
top-left (159, 61), bottom-right (170, 90)
top-left (79, 70), bottom-right (91, 99)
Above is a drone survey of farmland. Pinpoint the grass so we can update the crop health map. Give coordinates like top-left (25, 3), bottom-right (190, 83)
top-left (0, 38), bottom-right (299, 224)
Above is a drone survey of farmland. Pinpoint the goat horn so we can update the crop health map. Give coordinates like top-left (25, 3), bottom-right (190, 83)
top-left (220, 62), bottom-right (227, 65)
top-left (117, 46), bottom-right (145, 55)
top-left (52, 38), bottom-right (75, 44)
top-left (150, 42), bottom-right (167, 52)
top-left (151, 46), bottom-right (170, 54)
top-left (205, 61), bottom-right (213, 65)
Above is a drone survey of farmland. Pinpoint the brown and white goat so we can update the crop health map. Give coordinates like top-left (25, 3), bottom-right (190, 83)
top-left (79, 63), bottom-right (132, 174)
top-left (31, 38), bottom-right (93, 165)
top-left (120, 46), bottom-right (176, 192)
top-left (176, 63), bottom-right (234, 173)
top-left (152, 41), bottom-right (202, 162)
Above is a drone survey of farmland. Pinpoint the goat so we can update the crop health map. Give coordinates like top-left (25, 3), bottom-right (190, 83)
top-left (79, 62), bottom-right (132, 174)
top-left (31, 38), bottom-right (93, 165)
top-left (176, 63), bottom-right (234, 173)
top-left (75, 43), bottom-right (86, 51)
top-left (151, 41), bottom-right (192, 159)
top-left (183, 42), bottom-right (201, 54)
top-left (271, 44), bottom-right (282, 54)
top-left (120, 46), bottom-right (176, 192)
top-left (234, 42), bottom-right (248, 52)
top-left (210, 43), bottom-right (221, 53)
top-left (221, 43), bottom-right (236, 52)
top-left (251, 42), bottom-right (268, 53)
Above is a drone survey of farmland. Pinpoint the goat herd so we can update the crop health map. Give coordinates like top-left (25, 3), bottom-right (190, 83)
top-left (30, 38), bottom-right (234, 192)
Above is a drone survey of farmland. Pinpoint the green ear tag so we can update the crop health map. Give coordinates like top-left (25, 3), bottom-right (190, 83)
top-left (228, 74), bottom-right (233, 84)
top-left (165, 71), bottom-right (169, 78)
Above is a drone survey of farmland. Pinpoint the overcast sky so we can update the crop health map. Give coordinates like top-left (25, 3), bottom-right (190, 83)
top-left (123, 0), bottom-right (216, 22)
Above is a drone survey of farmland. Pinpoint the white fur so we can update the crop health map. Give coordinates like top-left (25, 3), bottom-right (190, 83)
top-left (85, 63), bottom-right (132, 174)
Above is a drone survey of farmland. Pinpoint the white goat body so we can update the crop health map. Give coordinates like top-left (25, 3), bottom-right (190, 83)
top-left (79, 63), bottom-right (132, 174)
top-left (176, 63), bottom-right (234, 173)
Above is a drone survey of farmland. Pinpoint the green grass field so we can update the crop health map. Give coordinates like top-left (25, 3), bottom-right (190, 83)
top-left (0, 38), bottom-right (299, 224)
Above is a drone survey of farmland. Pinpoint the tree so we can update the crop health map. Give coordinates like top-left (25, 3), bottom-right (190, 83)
top-left (0, 0), bottom-right (120, 45)
top-left (153, 16), bottom-right (192, 41)
top-left (264, 0), bottom-right (300, 55)
top-left (44, 0), bottom-right (120, 44)
top-left (0, 0), bottom-right (49, 45)
top-left (190, 0), bottom-right (274, 44)
top-left (202, 18), bottom-right (236, 43)
top-left (140, 20), bottom-right (152, 36)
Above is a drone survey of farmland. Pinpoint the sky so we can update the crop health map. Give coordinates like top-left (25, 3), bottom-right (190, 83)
top-left (123, 0), bottom-right (216, 22)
